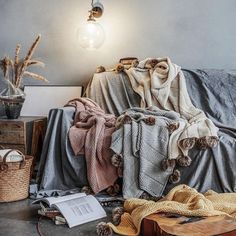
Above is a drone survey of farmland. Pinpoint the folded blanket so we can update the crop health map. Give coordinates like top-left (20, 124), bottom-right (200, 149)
top-left (0, 149), bottom-right (23, 162)
top-left (111, 107), bottom-right (182, 198)
top-left (85, 71), bottom-right (141, 116)
top-left (108, 184), bottom-right (236, 236)
top-left (125, 58), bottom-right (219, 160)
top-left (66, 98), bottom-right (118, 194)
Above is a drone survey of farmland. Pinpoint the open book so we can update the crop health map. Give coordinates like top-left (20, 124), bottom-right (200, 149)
top-left (33, 193), bottom-right (107, 228)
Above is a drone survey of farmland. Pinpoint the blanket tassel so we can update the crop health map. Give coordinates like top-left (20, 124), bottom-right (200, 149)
top-left (161, 159), bottom-right (176, 171)
top-left (177, 155), bottom-right (192, 167)
top-left (169, 169), bottom-right (181, 184)
top-left (112, 207), bottom-right (124, 226)
top-left (96, 222), bottom-right (113, 236)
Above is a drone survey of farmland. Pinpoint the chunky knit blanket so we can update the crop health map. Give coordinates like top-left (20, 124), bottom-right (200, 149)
top-left (125, 58), bottom-right (219, 160)
top-left (111, 107), bottom-right (182, 198)
top-left (108, 184), bottom-right (236, 236)
top-left (66, 98), bottom-right (118, 194)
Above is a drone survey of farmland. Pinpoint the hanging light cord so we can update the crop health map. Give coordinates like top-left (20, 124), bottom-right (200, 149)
top-left (91, 0), bottom-right (100, 8)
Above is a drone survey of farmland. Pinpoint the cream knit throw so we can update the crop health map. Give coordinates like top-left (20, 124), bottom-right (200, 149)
top-left (108, 184), bottom-right (236, 236)
top-left (125, 58), bottom-right (219, 159)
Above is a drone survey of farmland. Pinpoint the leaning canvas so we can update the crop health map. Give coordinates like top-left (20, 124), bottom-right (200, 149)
top-left (20, 85), bottom-right (83, 116)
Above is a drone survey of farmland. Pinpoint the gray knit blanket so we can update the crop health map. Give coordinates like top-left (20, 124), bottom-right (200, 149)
top-left (110, 107), bottom-right (182, 198)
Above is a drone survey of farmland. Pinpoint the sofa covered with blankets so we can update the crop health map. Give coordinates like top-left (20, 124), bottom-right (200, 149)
top-left (36, 58), bottom-right (236, 198)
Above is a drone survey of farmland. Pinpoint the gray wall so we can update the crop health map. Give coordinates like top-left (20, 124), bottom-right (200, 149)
top-left (0, 0), bottom-right (236, 87)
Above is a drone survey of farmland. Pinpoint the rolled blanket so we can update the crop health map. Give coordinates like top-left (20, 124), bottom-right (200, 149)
top-left (107, 184), bottom-right (236, 236)
top-left (125, 57), bottom-right (219, 159)
top-left (66, 97), bottom-right (118, 194)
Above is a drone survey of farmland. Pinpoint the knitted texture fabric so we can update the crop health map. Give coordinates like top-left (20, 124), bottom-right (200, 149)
top-left (125, 58), bottom-right (219, 159)
top-left (108, 184), bottom-right (236, 236)
top-left (111, 107), bottom-right (181, 198)
top-left (66, 97), bottom-right (118, 194)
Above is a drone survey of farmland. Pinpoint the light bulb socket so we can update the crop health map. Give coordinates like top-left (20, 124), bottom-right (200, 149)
top-left (87, 10), bottom-right (96, 21)
top-left (91, 2), bottom-right (104, 18)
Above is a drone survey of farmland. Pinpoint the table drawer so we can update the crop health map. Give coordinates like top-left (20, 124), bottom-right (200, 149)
top-left (0, 122), bottom-right (24, 131)
top-left (0, 122), bottom-right (25, 144)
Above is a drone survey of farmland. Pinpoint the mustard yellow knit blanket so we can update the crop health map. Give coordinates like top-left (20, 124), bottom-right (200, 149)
top-left (108, 185), bottom-right (236, 236)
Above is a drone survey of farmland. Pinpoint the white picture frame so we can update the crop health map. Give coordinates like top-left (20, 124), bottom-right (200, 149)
top-left (21, 85), bottom-right (83, 116)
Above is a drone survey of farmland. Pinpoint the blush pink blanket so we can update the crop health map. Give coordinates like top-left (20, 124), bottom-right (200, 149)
top-left (66, 97), bottom-right (118, 194)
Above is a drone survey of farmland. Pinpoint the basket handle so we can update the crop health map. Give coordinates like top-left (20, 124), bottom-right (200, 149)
top-left (0, 150), bottom-right (26, 171)
top-left (0, 147), bottom-right (7, 171)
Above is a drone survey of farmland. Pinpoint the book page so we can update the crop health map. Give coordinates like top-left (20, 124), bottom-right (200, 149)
top-left (32, 192), bottom-right (86, 207)
top-left (53, 195), bottom-right (107, 228)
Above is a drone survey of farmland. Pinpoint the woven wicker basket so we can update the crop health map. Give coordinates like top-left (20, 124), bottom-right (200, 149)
top-left (0, 149), bottom-right (33, 202)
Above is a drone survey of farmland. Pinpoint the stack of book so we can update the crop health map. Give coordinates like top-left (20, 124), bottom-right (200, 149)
top-left (33, 193), bottom-right (107, 228)
top-left (38, 201), bottom-right (66, 225)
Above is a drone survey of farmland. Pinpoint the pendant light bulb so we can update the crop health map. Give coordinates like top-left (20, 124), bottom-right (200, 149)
top-left (77, 1), bottom-right (105, 50)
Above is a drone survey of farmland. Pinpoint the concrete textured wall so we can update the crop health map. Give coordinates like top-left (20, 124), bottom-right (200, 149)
top-left (0, 0), bottom-right (236, 115)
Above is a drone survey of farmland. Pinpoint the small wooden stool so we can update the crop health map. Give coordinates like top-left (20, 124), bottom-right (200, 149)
top-left (141, 213), bottom-right (236, 236)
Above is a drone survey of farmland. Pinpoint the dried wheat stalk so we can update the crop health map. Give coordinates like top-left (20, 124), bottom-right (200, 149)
top-left (0, 56), bottom-right (10, 77)
top-left (23, 71), bottom-right (48, 82)
top-left (0, 35), bottom-right (47, 88)
top-left (9, 58), bottom-right (14, 83)
top-left (1, 56), bottom-right (14, 81)
top-left (16, 34), bottom-right (41, 87)
top-left (14, 44), bottom-right (21, 85)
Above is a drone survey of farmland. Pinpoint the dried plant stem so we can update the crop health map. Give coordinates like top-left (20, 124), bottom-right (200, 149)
top-left (14, 44), bottom-right (21, 85)
top-left (0, 56), bottom-right (14, 82)
top-left (17, 34), bottom-right (41, 87)
top-left (1, 57), bottom-right (10, 77)
top-left (0, 35), bottom-right (47, 89)
top-left (9, 59), bottom-right (14, 83)
top-left (24, 71), bottom-right (48, 83)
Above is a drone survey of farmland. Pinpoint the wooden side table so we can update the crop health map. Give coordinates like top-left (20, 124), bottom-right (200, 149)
top-left (0, 116), bottom-right (47, 162)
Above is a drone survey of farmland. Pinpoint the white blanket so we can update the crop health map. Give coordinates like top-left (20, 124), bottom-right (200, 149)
top-left (0, 149), bottom-right (23, 162)
top-left (125, 58), bottom-right (219, 159)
